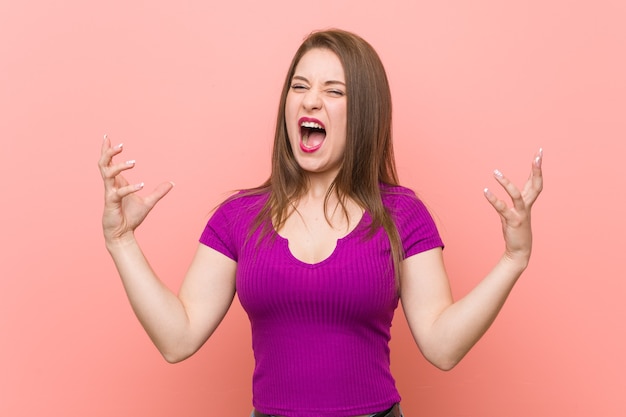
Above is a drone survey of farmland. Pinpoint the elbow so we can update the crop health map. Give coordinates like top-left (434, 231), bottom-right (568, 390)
top-left (423, 348), bottom-right (465, 371)
top-left (161, 349), bottom-right (192, 364)
top-left (158, 343), bottom-right (197, 364)
top-left (162, 352), bottom-right (185, 364)
top-left (155, 330), bottom-right (210, 364)
top-left (430, 357), bottom-right (460, 372)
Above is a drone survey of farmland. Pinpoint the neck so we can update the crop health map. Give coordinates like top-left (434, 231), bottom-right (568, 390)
top-left (302, 170), bottom-right (339, 201)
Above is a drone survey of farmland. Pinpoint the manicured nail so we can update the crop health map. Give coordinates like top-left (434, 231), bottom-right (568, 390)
top-left (169, 181), bottom-right (176, 187)
top-left (135, 182), bottom-right (144, 190)
top-left (103, 134), bottom-right (108, 140)
top-left (484, 188), bottom-right (493, 197)
top-left (116, 143), bottom-right (124, 150)
top-left (494, 169), bottom-right (503, 178)
top-left (534, 148), bottom-right (543, 167)
top-left (126, 160), bottom-right (135, 165)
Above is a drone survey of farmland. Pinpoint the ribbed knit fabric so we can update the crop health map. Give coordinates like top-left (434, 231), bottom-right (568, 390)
top-left (199, 185), bottom-right (443, 417)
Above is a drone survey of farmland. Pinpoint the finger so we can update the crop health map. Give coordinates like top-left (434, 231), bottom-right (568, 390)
top-left (98, 135), bottom-right (123, 167)
top-left (100, 133), bottom-right (111, 155)
top-left (522, 148), bottom-right (544, 205)
top-left (101, 161), bottom-right (136, 198)
top-left (483, 187), bottom-right (509, 216)
top-left (99, 139), bottom-right (134, 194)
top-left (493, 169), bottom-right (525, 212)
top-left (143, 181), bottom-right (175, 209)
top-left (104, 159), bottom-right (137, 183)
top-left (531, 148), bottom-right (544, 193)
top-left (115, 172), bottom-right (130, 188)
top-left (107, 181), bottom-right (145, 202)
top-left (98, 136), bottom-right (125, 177)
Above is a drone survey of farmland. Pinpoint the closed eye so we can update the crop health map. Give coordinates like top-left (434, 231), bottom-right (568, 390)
top-left (327, 89), bottom-right (345, 97)
top-left (290, 83), bottom-right (308, 91)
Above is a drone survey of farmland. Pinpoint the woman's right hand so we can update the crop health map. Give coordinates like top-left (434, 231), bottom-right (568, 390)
top-left (98, 135), bottom-right (174, 245)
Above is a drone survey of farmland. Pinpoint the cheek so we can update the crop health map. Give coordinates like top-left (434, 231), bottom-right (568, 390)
top-left (284, 95), bottom-right (299, 140)
top-left (334, 108), bottom-right (348, 141)
top-left (284, 95), bottom-right (293, 117)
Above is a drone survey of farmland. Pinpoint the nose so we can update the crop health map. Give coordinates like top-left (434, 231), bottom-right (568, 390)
top-left (302, 88), bottom-right (322, 111)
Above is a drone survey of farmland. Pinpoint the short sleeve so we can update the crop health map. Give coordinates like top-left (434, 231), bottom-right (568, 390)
top-left (199, 192), bottom-right (268, 262)
top-left (384, 187), bottom-right (444, 259)
top-left (199, 202), bottom-right (238, 261)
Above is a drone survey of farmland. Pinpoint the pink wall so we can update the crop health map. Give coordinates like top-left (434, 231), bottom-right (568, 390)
top-left (1, 1), bottom-right (624, 416)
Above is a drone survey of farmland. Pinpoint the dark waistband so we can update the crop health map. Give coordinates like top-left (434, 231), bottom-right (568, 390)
top-left (254, 403), bottom-right (401, 417)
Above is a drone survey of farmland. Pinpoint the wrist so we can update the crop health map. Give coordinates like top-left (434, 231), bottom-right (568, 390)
top-left (104, 232), bottom-right (137, 252)
top-left (501, 251), bottom-right (530, 272)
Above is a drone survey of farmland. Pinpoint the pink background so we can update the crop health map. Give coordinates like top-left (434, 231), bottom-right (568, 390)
top-left (1, 1), bottom-right (625, 416)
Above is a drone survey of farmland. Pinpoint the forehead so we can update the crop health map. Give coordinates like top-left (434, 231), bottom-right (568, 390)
top-left (293, 48), bottom-right (345, 81)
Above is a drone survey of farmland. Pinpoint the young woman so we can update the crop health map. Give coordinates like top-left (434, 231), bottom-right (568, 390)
top-left (98, 29), bottom-right (543, 417)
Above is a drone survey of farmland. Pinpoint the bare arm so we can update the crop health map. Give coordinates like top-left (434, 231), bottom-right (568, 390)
top-left (401, 149), bottom-right (543, 370)
top-left (98, 136), bottom-right (236, 363)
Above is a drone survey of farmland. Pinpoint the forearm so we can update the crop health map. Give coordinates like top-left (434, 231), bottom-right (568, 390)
top-left (405, 150), bottom-right (542, 370)
top-left (426, 255), bottom-right (528, 369)
top-left (106, 236), bottom-right (192, 360)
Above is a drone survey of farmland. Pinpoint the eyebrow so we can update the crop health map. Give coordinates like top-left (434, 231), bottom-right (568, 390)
top-left (292, 75), bottom-right (346, 86)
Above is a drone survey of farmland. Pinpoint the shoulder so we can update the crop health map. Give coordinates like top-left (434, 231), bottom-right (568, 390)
top-left (380, 183), bottom-right (417, 197)
top-left (380, 183), bottom-right (425, 212)
top-left (379, 182), bottom-right (438, 234)
top-left (215, 189), bottom-right (269, 216)
top-left (379, 183), bottom-right (444, 254)
top-left (201, 189), bottom-right (269, 257)
top-left (207, 189), bottom-right (269, 231)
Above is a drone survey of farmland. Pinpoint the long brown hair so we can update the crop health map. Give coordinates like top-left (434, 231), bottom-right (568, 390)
top-left (246, 29), bottom-right (404, 282)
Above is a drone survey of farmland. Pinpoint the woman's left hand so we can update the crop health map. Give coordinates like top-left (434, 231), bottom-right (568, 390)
top-left (484, 149), bottom-right (543, 266)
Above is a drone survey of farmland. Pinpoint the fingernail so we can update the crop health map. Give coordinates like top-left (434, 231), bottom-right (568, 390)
top-left (169, 181), bottom-right (176, 187)
top-left (535, 148), bottom-right (543, 167)
top-left (135, 182), bottom-right (144, 190)
top-left (103, 133), bottom-right (108, 140)
top-left (126, 160), bottom-right (135, 165)
top-left (494, 169), bottom-right (503, 178)
top-left (484, 188), bottom-right (493, 197)
top-left (116, 143), bottom-right (124, 149)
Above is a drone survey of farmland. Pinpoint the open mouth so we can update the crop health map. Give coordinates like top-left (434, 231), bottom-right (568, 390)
top-left (300, 119), bottom-right (326, 152)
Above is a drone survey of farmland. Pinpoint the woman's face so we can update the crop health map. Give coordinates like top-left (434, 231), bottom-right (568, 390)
top-left (285, 48), bottom-right (347, 179)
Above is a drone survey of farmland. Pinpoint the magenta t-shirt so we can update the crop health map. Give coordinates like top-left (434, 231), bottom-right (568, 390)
top-left (200, 185), bottom-right (443, 417)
